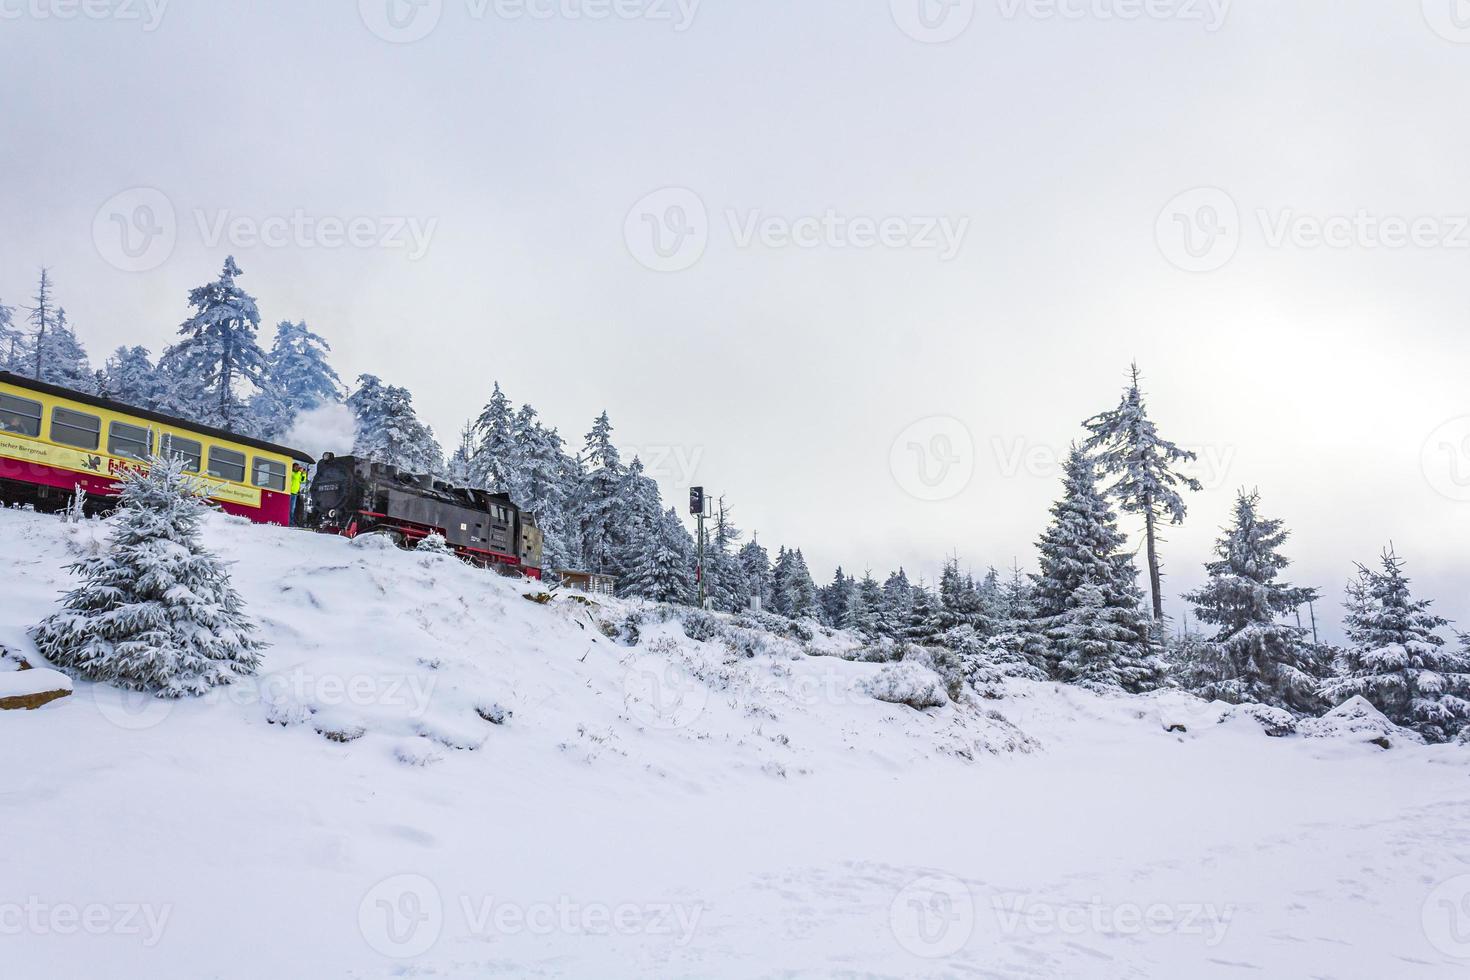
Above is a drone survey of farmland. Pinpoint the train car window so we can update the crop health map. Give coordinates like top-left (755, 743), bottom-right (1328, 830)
top-left (161, 434), bottom-right (202, 472)
top-left (0, 393), bottom-right (43, 437)
top-left (208, 447), bottom-right (246, 483)
top-left (108, 421), bottom-right (154, 461)
top-left (252, 457), bottom-right (287, 491)
top-left (51, 407), bottom-right (101, 450)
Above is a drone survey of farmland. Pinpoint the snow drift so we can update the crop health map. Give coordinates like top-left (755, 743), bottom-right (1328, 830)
top-left (2, 506), bottom-right (1469, 979)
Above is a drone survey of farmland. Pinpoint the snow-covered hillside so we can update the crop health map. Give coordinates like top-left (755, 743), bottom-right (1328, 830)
top-left (3, 506), bottom-right (1469, 979)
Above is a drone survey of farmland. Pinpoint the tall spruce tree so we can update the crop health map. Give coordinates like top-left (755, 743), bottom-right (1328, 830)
top-left (510, 404), bottom-right (579, 575)
top-left (737, 537), bottom-right (773, 611)
top-left (32, 307), bottom-right (93, 391)
top-left (1032, 447), bottom-right (1162, 691)
top-left (30, 456), bottom-right (264, 695)
top-left (469, 382), bottom-right (516, 492)
top-left (1182, 490), bottom-right (1323, 713)
top-left (1323, 548), bottom-right (1470, 742)
top-left (578, 411), bottom-right (626, 575)
top-left (346, 374), bottom-right (445, 475)
top-left (623, 507), bottom-right (695, 604)
top-left (158, 257), bottom-right (270, 434)
top-left (1083, 363), bottom-right (1201, 628)
top-left (99, 346), bottom-right (165, 410)
top-left (256, 320), bottom-right (343, 436)
top-left (25, 268), bottom-right (54, 381)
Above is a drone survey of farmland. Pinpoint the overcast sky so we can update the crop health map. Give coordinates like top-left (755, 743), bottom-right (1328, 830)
top-left (3, 1), bottom-right (1469, 639)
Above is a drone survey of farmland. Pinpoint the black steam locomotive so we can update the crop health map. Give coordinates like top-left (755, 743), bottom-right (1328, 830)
top-left (308, 454), bottom-right (544, 578)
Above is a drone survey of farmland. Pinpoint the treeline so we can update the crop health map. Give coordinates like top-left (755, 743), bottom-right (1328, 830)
top-left (5, 260), bottom-right (1467, 742)
top-left (0, 258), bottom-right (821, 613)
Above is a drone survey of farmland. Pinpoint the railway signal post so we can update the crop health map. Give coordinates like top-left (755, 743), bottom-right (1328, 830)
top-left (690, 486), bottom-right (708, 608)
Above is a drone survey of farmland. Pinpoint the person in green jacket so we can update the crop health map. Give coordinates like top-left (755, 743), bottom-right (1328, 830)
top-left (288, 462), bottom-right (309, 526)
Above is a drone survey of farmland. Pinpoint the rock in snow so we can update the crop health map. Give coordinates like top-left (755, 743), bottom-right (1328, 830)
top-left (0, 667), bottom-right (73, 710)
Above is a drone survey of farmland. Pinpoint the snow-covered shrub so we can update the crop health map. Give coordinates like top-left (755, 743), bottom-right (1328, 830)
top-left (416, 533), bottom-right (454, 557)
top-left (939, 626), bottom-right (1047, 698)
top-left (30, 456), bottom-right (264, 696)
top-left (1217, 703), bottom-right (1298, 738)
top-left (863, 661), bottom-right (948, 710)
top-left (850, 638), bottom-right (905, 663)
top-left (902, 645), bottom-right (967, 702)
top-left (1301, 695), bottom-right (1424, 748)
top-left (722, 626), bottom-right (802, 662)
top-left (733, 611), bottom-right (813, 642)
top-left (680, 610), bottom-right (722, 643)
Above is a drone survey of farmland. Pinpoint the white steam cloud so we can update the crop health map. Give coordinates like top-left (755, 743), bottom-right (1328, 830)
top-left (280, 403), bottom-right (358, 462)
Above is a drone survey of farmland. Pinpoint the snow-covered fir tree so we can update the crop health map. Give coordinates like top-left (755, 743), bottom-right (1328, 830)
top-left (771, 547), bottom-right (819, 620)
top-left (30, 306), bottom-right (93, 391)
top-left (509, 404), bottom-right (580, 575)
top-left (578, 411), bottom-right (626, 574)
top-left (821, 567), bottom-right (854, 627)
top-left (23, 268), bottom-right (56, 380)
top-left (469, 382), bottom-right (516, 492)
top-left (98, 346), bottom-right (165, 410)
top-left (699, 496), bottom-right (746, 612)
top-left (939, 560), bottom-right (991, 635)
top-left (623, 506), bottom-right (694, 604)
top-left (613, 457), bottom-right (663, 596)
top-left (1032, 446), bottom-right (1162, 691)
top-left (30, 456), bottom-right (264, 695)
top-left (445, 421), bottom-right (477, 487)
top-left (881, 569), bottom-right (914, 636)
top-left (0, 294), bottom-right (20, 371)
top-left (157, 257), bottom-right (271, 435)
top-left (1181, 489), bottom-right (1324, 713)
top-left (903, 584), bottom-right (943, 643)
top-left (844, 573), bottom-right (885, 637)
top-left (1083, 362), bottom-right (1201, 630)
top-left (737, 537), bottom-right (773, 611)
top-left (1049, 581), bottom-right (1159, 691)
top-left (346, 374), bottom-right (445, 475)
top-left (255, 320), bottom-right (343, 437)
top-left (1322, 548), bottom-right (1470, 741)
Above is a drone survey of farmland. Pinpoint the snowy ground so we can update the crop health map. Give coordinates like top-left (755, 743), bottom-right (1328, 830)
top-left (2, 506), bottom-right (1469, 979)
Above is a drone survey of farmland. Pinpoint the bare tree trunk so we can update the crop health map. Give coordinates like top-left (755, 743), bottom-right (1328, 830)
top-left (1144, 507), bottom-right (1164, 622)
